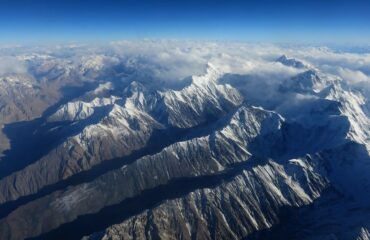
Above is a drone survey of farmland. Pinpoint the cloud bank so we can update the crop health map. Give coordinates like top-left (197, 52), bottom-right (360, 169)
top-left (0, 56), bottom-right (27, 75)
top-left (0, 40), bottom-right (369, 97)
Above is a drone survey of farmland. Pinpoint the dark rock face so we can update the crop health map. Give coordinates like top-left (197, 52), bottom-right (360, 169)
top-left (276, 55), bottom-right (307, 69)
top-left (0, 49), bottom-right (369, 240)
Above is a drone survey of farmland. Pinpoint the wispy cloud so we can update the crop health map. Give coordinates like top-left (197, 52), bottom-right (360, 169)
top-left (0, 56), bottom-right (27, 75)
top-left (1, 40), bottom-right (369, 95)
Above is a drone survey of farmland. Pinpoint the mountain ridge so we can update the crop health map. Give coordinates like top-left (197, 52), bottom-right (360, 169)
top-left (0, 50), bottom-right (369, 240)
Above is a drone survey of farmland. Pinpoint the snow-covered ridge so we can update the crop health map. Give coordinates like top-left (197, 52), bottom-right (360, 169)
top-left (48, 96), bottom-right (121, 122)
top-left (0, 75), bottom-right (35, 88)
top-left (281, 69), bottom-right (336, 94)
top-left (159, 63), bottom-right (243, 127)
top-left (48, 63), bottom-right (242, 128)
top-left (84, 154), bottom-right (327, 240)
top-left (0, 45), bottom-right (370, 240)
top-left (325, 83), bottom-right (370, 149)
top-left (218, 106), bottom-right (284, 146)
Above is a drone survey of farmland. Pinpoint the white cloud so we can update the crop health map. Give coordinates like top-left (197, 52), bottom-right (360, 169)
top-left (1, 40), bottom-right (369, 97)
top-left (0, 56), bottom-right (27, 75)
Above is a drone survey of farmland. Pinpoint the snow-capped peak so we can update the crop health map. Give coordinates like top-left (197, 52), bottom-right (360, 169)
top-left (48, 96), bottom-right (121, 122)
top-left (281, 69), bottom-right (332, 94)
top-left (191, 63), bottom-right (222, 86)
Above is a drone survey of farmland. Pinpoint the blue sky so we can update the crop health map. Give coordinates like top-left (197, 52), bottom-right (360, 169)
top-left (0, 0), bottom-right (370, 43)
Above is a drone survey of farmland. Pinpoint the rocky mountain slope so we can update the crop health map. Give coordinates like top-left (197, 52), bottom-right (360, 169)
top-left (0, 47), bottom-right (369, 240)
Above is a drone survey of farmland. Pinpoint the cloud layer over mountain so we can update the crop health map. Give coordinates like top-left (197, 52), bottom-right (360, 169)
top-left (1, 41), bottom-right (368, 122)
top-left (0, 40), bottom-right (369, 240)
top-left (2, 40), bottom-right (369, 89)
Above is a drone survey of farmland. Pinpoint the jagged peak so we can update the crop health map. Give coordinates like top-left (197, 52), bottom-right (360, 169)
top-left (281, 69), bottom-right (332, 94)
top-left (191, 62), bottom-right (222, 86)
top-left (222, 105), bottom-right (284, 133)
top-left (358, 227), bottom-right (370, 240)
top-left (124, 80), bottom-right (147, 95)
top-left (276, 54), bottom-right (307, 69)
top-left (294, 69), bottom-right (321, 83)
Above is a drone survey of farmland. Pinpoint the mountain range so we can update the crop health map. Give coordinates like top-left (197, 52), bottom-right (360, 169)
top-left (0, 42), bottom-right (369, 240)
